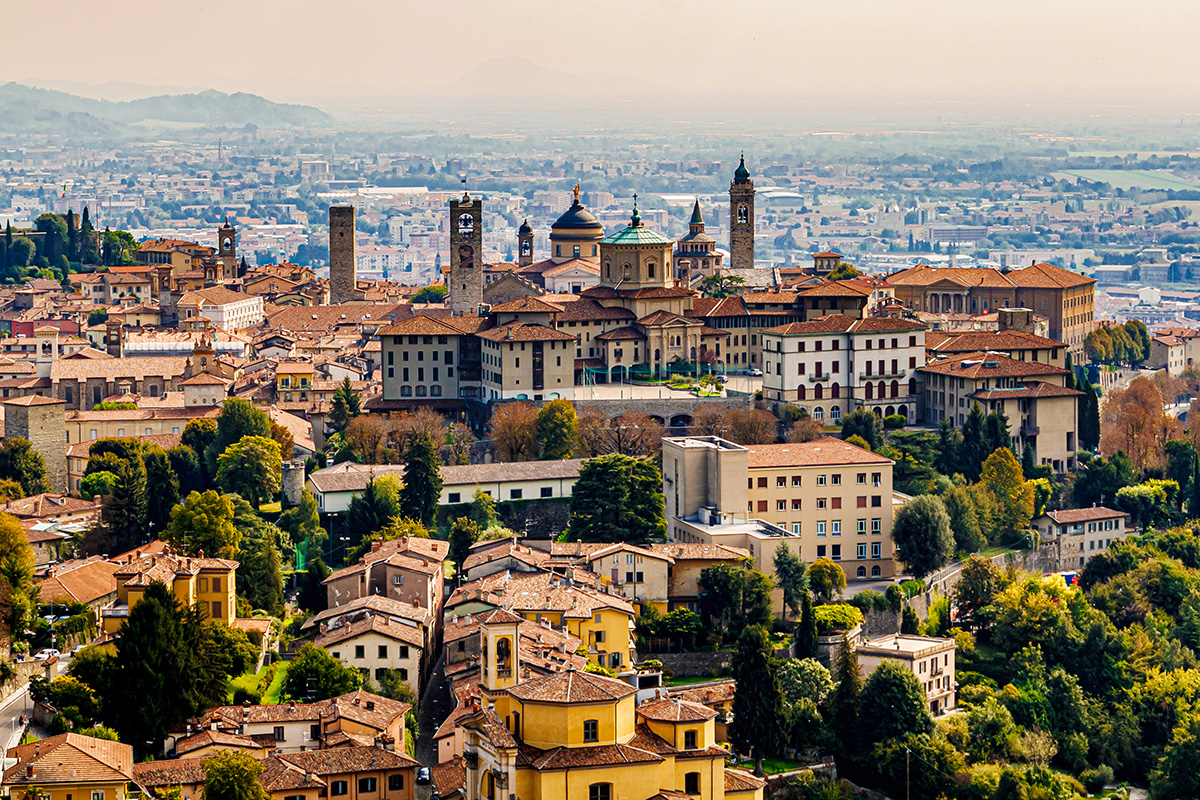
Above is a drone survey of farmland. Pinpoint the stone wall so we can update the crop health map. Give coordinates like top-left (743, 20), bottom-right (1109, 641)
top-left (574, 395), bottom-right (751, 422)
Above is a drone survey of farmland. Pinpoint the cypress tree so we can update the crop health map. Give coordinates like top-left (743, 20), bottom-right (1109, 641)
top-left (66, 208), bottom-right (77, 261)
top-left (1021, 442), bottom-right (1037, 479)
top-left (829, 637), bottom-right (863, 769)
top-left (729, 625), bottom-right (783, 775)
top-left (1064, 352), bottom-right (1077, 390)
top-left (398, 433), bottom-right (443, 527)
top-left (959, 404), bottom-right (987, 481)
top-left (1192, 451), bottom-right (1200, 519)
top-left (796, 592), bottom-right (818, 659)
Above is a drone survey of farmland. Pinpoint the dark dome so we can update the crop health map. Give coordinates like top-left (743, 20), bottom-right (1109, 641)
top-left (550, 201), bottom-right (603, 241)
top-left (518, 218), bottom-right (533, 235)
top-left (734, 154), bottom-right (750, 181)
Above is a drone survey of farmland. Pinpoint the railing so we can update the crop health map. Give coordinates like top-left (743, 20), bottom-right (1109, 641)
top-left (858, 368), bottom-right (907, 380)
top-left (1021, 424), bottom-right (1040, 436)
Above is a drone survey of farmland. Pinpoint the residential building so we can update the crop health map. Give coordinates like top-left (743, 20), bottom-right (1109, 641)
top-left (315, 614), bottom-right (425, 695)
top-left (176, 286), bottom-right (265, 331)
top-left (479, 322), bottom-right (576, 402)
top-left (662, 436), bottom-right (899, 610)
top-left (36, 556), bottom-right (120, 616)
top-left (457, 661), bottom-right (764, 800)
top-left (257, 747), bottom-right (418, 800)
top-left (1149, 333), bottom-right (1186, 375)
top-left (3, 733), bottom-right (137, 800)
top-left (322, 538), bottom-right (446, 643)
top-left (1032, 507), bottom-right (1131, 570)
top-left (856, 634), bottom-right (957, 714)
top-left (102, 547), bottom-right (237, 634)
top-left (580, 543), bottom-right (674, 613)
top-left (760, 315), bottom-right (926, 424)
top-left (919, 352), bottom-right (1080, 472)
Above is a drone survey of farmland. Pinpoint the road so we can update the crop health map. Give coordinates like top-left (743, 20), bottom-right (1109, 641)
top-left (0, 653), bottom-right (73, 750)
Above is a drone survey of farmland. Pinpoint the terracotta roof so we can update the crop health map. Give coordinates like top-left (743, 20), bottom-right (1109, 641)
top-left (668, 680), bottom-right (736, 706)
top-left (745, 437), bottom-right (892, 468)
top-left (258, 758), bottom-right (326, 792)
top-left (920, 351), bottom-right (1069, 379)
top-left (629, 725), bottom-right (678, 755)
top-left (760, 315), bottom-right (857, 335)
top-left (507, 669), bottom-right (637, 704)
top-left (594, 326), bottom-right (646, 341)
top-left (636, 697), bottom-right (717, 722)
top-left (301, 595), bottom-right (431, 632)
top-left (799, 281), bottom-right (872, 298)
top-left (970, 381), bottom-right (1083, 400)
top-left (175, 729), bottom-right (267, 756)
top-left (36, 557), bottom-right (119, 604)
top-left (478, 322), bottom-right (575, 343)
top-left (314, 613), bottom-right (424, 649)
top-left (553, 298), bottom-right (636, 323)
top-left (3, 394), bottom-right (63, 407)
top-left (442, 459), bottom-right (583, 487)
top-left (688, 296), bottom-right (750, 318)
top-left (461, 540), bottom-right (553, 573)
top-left (848, 317), bottom-right (927, 333)
top-left (132, 758), bottom-right (207, 788)
top-left (520, 742), bottom-right (663, 769)
top-left (266, 303), bottom-right (411, 332)
top-left (378, 315), bottom-right (471, 337)
top-left (725, 769), bottom-right (767, 792)
top-left (1042, 506), bottom-right (1127, 524)
top-left (431, 756), bottom-right (465, 797)
top-left (180, 372), bottom-right (229, 386)
top-left (1009, 262), bottom-right (1096, 289)
top-left (276, 744), bottom-right (417, 774)
top-left (4, 733), bottom-right (133, 785)
top-left (742, 291), bottom-right (802, 304)
top-left (3, 493), bottom-right (99, 519)
top-left (646, 543), bottom-right (751, 562)
top-left (887, 265), bottom-right (1017, 289)
top-left (490, 296), bottom-right (566, 314)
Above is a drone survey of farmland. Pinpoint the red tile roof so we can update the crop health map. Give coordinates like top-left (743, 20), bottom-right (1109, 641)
top-left (507, 669), bottom-right (637, 704)
top-left (745, 437), bottom-right (892, 468)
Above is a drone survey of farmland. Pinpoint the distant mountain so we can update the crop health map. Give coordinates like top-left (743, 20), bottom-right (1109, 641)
top-left (0, 83), bottom-right (333, 135)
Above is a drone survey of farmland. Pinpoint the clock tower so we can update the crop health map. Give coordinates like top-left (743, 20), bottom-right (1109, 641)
top-left (449, 192), bottom-right (484, 315)
top-left (517, 219), bottom-right (534, 267)
top-left (729, 154), bottom-right (755, 269)
top-left (217, 218), bottom-right (237, 280)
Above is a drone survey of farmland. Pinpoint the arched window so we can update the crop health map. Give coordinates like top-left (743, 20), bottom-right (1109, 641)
top-left (738, 205), bottom-right (748, 223)
top-left (891, 380), bottom-right (899, 398)
top-left (685, 773), bottom-right (701, 795)
top-left (589, 785), bottom-right (612, 800)
top-left (797, 386), bottom-right (806, 401)
top-left (865, 383), bottom-right (873, 400)
top-left (857, 566), bottom-right (867, 578)
top-left (654, 348), bottom-right (661, 361)
top-left (871, 565), bottom-right (882, 577)
top-left (898, 404), bottom-right (908, 419)
top-left (813, 406), bottom-right (824, 421)
top-left (908, 377), bottom-right (917, 395)
top-left (831, 382), bottom-right (840, 399)
top-left (814, 385), bottom-right (823, 400)
top-left (830, 406), bottom-right (842, 421)
top-left (622, 263), bottom-right (631, 281)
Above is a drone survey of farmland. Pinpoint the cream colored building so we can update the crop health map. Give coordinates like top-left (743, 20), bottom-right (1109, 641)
top-left (479, 321), bottom-right (576, 402)
top-left (857, 634), bottom-right (956, 715)
top-left (1032, 506), bottom-right (1131, 570)
top-left (582, 543), bottom-right (674, 613)
top-left (919, 352), bottom-right (1081, 473)
top-left (1149, 334), bottom-right (1186, 376)
top-left (315, 615), bottom-right (425, 695)
top-left (761, 316), bottom-right (926, 425)
top-left (378, 315), bottom-right (478, 402)
top-left (663, 436), bottom-right (899, 612)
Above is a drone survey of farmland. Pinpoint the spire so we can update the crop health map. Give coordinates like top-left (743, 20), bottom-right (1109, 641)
top-left (630, 193), bottom-right (641, 227)
top-left (734, 154), bottom-right (750, 182)
top-left (689, 199), bottom-right (704, 226)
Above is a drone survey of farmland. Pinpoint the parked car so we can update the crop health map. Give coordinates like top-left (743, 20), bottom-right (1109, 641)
top-left (748, 368), bottom-right (763, 377)
top-left (416, 767), bottom-right (431, 785)
top-left (71, 645), bottom-right (87, 656)
top-left (33, 649), bottom-right (59, 661)
top-left (716, 375), bottom-right (729, 383)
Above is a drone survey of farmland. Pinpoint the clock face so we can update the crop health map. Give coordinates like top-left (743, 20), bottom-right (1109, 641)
top-left (459, 213), bottom-right (474, 235)
top-left (222, 237), bottom-right (232, 252)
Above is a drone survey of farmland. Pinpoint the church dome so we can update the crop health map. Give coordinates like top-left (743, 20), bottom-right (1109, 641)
top-left (734, 154), bottom-right (750, 182)
top-left (550, 200), bottom-right (603, 241)
top-left (518, 218), bottom-right (533, 235)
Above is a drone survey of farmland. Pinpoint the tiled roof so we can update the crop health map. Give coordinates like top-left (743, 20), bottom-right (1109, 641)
top-left (378, 315), bottom-right (470, 337)
top-left (594, 326), bottom-right (646, 341)
top-left (646, 543), bottom-right (751, 562)
top-left (926, 330), bottom-right (1063, 352)
top-left (4, 733), bottom-right (133, 785)
top-left (301, 595), bottom-right (431, 631)
top-left (431, 756), bottom-right (465, 797)
top-left (175, 729), bottom-right (266, 756)
top-left (629, 725), bottom-right (678, 755)
top-left (314, 614), bottom-right (424, 649)
top-left (745, 437), bottom-right (892, 468)
top-left (725, 769), bottom-right (767, 792)
top-left (636, 697), bottom-right (717, 722)
top-left (920, 351), bottom-right (1069, 379)
top-left (507, 669), bottom-right (636, 704)
top-left (668, 680), bottom-right (736, 706)
top-left (687, 296), bottom-right (749, 319)
top-left (36, 557), bottom-right (119, 605)
top-left (490, 296), bottom-right (566, 314)
top-left (478, 322), bottom-right (575, 343)
top-left (761, 315), bottom-right (857, 335)
top-left (552, 298), bottom-right (636, 323)
top-left (521, 742), bottom-right (663, 769)
top-left (1008, 262), bottom-right (1095, 289)
top-left (3, 394), bottom-right (63, 407)
top-left (266, 303), bottom-right (411, 332)
top-left (132, 758), bottom-right (207, 788)
top-left (442, 459), bottom-right (585, 487)
top-left (970, 381), bottom-right (1083, 400)
top-left (3, 493), bottom-right (99, 519)
top-left (1042, 506), bottom-right (1127, 524)
top-left (886, 265), bottom-right (1017, 289)
top-left (798, 281), bottom-right (872, 297)
top-left (848, 317), bottom-right (927, 333)
top-left (276, 744), bottom-right (417, 774)
top-left (461, 541), bottom-right (553, 573)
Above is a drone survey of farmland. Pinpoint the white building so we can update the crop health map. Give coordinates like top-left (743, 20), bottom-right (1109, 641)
top-left (176, 286), bottom-right (265, 331)
top-left (761, 315), bottom-right (926, 425)
top-left (857, 634), bottom-right (956, 715)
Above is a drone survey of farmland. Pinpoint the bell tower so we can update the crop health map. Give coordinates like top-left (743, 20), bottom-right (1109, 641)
top-left (217, 218), bottom-right (237, 280)
top-left (479, 608), bottom-right (522, 693)
top-left (517, 219), bottom-right (534, 267)
top-left (449, 191), bottom-right (484, 315)
top-left (729, 154), bottom-right (755, 268)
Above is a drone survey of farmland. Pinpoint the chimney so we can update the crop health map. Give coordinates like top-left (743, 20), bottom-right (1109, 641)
top-left (25, 765), bottom-right (33, 779)
top-left (412, 597), bottom-right (420, 608)
top-left (197, 549), bottom-right (205, 559)
top-left (372, 540), bottom-right (383, 553)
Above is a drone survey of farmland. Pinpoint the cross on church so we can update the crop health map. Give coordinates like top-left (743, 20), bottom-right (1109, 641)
top-left (632, 192), bottom-right (638, 209)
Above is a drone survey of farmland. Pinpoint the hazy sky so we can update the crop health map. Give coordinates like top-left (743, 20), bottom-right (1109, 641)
top-left (12, 0), bottom-right (1200, 110)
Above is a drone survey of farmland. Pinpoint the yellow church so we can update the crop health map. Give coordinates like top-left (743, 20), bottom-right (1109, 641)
top-left (458, 609), bottom-right (764, 800)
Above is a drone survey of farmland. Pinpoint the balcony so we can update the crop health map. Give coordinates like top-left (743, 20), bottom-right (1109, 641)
top-left (858, 368), bottom-right (907, 380)
top-left (1021, 424), bottom-right (1040, 436)
top-left (810, 371), bottom-right (831, 381)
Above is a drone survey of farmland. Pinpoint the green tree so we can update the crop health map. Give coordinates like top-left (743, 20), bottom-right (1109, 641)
top-left (410, 285), bottom-right (447, 304)
top-left (7, 236), bottom-right (34, 273)
top-left (0, 437), bottom-right (50, 497)
top-left (34, 214), bottom-right (68, 263)
top-left (168, 445), bottom-right (205, 497)
top-left (298, 558), bottom-right (331, 613)
top-left (955, 555), bottom-right (1003, 634)
top-left (980, 448), bottom-right (1034, 540)
top-left (468, 487), bottom-right (498, 530)
top-left (238, 522), bottom-right (285, 616)
top-left (958, 403), bottom-right (987, 481)
top-left (278, 488), bottom-right (325, 557)
top-left (216, 436), bottom-right (282, 509)
top-left (79, 471), bottom-right (117, 500)
top-left (206, 398), bottom-right (271, 475)
top-left (1124, 319), bottom-right (1151, 363)
top-left (1079, 374), bottom-right (1101, 452)
top-left (449, 517), bottom-right (480, 576)
top-left (537, 399), bottom-right (578, 460)
top-left (165, 490), bottom-right (239, 558)
top-left (778, 658), bottom-right (834, 707)
top-left (698, 272), bottom-right (746, 298)
top-left (796, 592), bottom-right (818, 659)
top-left (829, 638), bottom-right (862, 761)
top-left (859, 661), bottom-right (934, 746)
top-left (773, 543), bottom-right (808, 620)
top-left (205, 621), bottom-right (259, 677)
top-left (567, 454), bottom-right (665, 544)
top-left (1021, 441), bottom-right (1037, 479)
top-left (283, 644), bottom-right (363, 701)
top-left (934, 418), bottom-right (962, 475)
top-left (202, 751), bottom-right (270, 800)
top-left (901, 605), bottom-right (919, 634)
top-left (182, 418), bottom-right (218, 486)
top-left (984, 409), bottom-right (1012, 455)
top-left (697, 563), bottom-right (771, 642)
top-left (892, 495), bottom-right (954, 578)
top-left (1150, 717), bottom-right (1200, 800)
top-left (808, 557), bottom-right (847, 603)
top-left (841, 409), bottom-right (883, 451)
top-left (328, 377), bottom-right (362, 434)
top-left (398, 433), bottom-right (441, 526)
top-left (86, 458), bottom-right (147, 556)
top-left (143, 447), bottom-right (179, 534)
top-left (729, 625), bottom-right (784, 774)
top-left (344, 477), bottom-right (400, 553)
top-left (942, 482), bottom-right (984, 554)
top-left (0, 513), bottom-right (35, 637)
top-left (1072, 450), bottom-right (1136, 507)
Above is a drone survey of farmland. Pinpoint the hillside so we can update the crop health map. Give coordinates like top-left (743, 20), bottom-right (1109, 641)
top-left (0, 83), bottom-right (333, 134)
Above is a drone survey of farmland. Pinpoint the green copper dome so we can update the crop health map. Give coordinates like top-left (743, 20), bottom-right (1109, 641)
top-left (734, 154), bottom-right (750, 181)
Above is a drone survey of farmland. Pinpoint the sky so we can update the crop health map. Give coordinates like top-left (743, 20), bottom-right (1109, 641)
top-left (12, 0), bottom-right (1200, 115)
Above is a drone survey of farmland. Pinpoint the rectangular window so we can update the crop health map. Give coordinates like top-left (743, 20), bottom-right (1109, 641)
top-left (448, 492), bottom-right (461, 504)
top-left (584, 719), bottom-right (599, 742)
top-left (857, 496), bottom-right (867, 508)
top-left (389, 775), bottom-right (405, 791)
top-left (685, 773), bottom-right (700, 794)
top-left (400, 646), bottom-right (409, 659)
top-left (832, 521), bottom-right (841, 535)
top-left (817, 499), bottom-right (826, 510)
top-left (817, 545), bottom-right (826, 558)
top-left (857, 544), bottom-right (867, 559)
top-left (541, 486), bottom-right (553, 498)
top-left (274, 726), bottom-right (285, 741)
top-left (832, 497), bottom-right (842, 509)
top-left (355, 645), bottom-right (365, 659)
top-left (777, 500), bottom-right (786, 511)
top-left (832, 474), bottom-right (841, 485)
top-left (831, 545), bottom-right (841, 560)
top-left (757, 500), bottom-right (768, 512)
top-left (684, 730), bottom-right (697, 750)
top-left (791, 499), bottom-right (802, 510)
top-left (857, 473), bottom-right (866, 484)
top-left (817, 521), bottom-right (826, 535)
top-left (817, 475), bottom-right (826, 486)
top-left (378, 645), bottom-right (388, 658)
top-left (872, 518), bottom-right (882, 534)
top-left (791, 476), bottom-right (802, 486)
top-left (872, 542), bottom-right (882, 558)
top-left (757, 477), bottom-right (768, 488)
top-left (358, 778), bottom-right (377, 794)
top-left (776, 476), bottom-right (786, 487)
top-left (871, 496), bottom-right (882, 507)
top-left (590, 785), bottom-right (611, 800)
top-left (857, 519), bottom-right (867, 534)
top-left (510, 489), bottom-right (522, 500)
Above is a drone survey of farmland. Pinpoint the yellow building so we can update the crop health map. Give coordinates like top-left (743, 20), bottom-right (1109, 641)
top-left (459, 611), bottom-right (763, 800)
top-left (583, 543), bottom-right (673, 614)
top-left (3, 733), bottom-right (136, 800)
top-left (102, 546), bottom-right (238, 634)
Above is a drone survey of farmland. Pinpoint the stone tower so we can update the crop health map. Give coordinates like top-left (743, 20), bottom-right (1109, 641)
top-left (217, 218), bottom-right (237, 280)
top-left (517, 219), bottom-right (534, 267)
top-left (281, 459), bottom-right (306, 507)
top-left (34, 326), bottom-right (58, 379)
top-left (329, 205), bottom-right (357, 305)
top-left (729, 154), bottom-right (755, 268)
top-left (5, 396), bottom-right (66, 493)
top-left (448, 192), bottom-right (484, 315)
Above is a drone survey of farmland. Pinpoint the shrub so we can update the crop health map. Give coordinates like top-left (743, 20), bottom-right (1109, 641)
top-left (900, 579), bottom-right (925, 597)
top-left (1079, 765), bottom-right (1114, 794)
top-left (813, 603), bottom-right (864, 635)
top-left (884, 583), bottom-right (904, 612)
top-left (883, 414), bottom-right (907, 429)
top-left (847, 590), bottom-right (889, 615)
